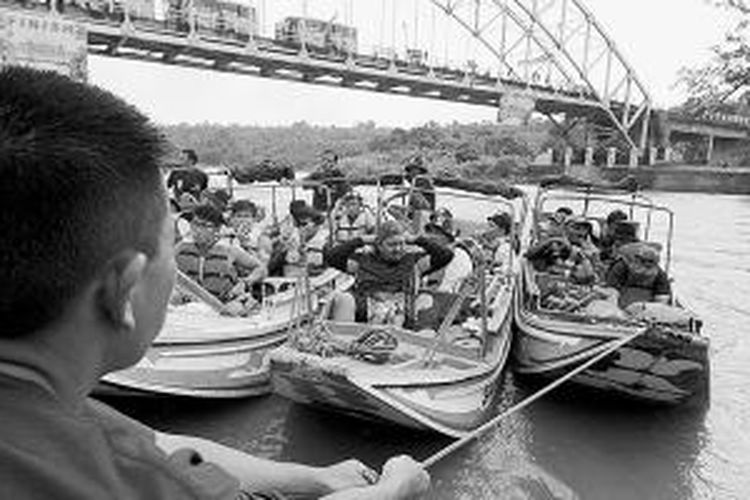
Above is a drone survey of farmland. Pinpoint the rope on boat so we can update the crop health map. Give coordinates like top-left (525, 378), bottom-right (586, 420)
top-left (421, 325), bottom-right (652, 469)
top-left (289, 321), bottom-right (399, 364)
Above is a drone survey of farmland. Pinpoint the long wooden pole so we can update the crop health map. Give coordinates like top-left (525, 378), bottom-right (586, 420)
top-left (422, 326), bottom-right (650, 468)
top-left (175, 270), bottom-right (224, 314)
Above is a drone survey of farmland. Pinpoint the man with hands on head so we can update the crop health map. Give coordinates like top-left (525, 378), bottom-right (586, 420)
top-left (0, 66), bottom-right (429, 500)
top-left (325, 220), bottom-right (454, 326)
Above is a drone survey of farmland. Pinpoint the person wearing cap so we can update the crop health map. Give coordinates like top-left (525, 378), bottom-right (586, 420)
top-left (564, 217), bottom-right (600, 260)
top-left (325, 220), bottom-right (453, 326)
top-left (403, 155), bottom-right (436, 212)
top-left (175, 204), bottom-right (267, 304)
top-left (166, 148), bottom-right (209, 210)
top-left (605, 242), bottom-right (671, 308)
top-left (332, 191), bottom-right (375, 242)
top-left (304, 149), bottom-right (350, 212)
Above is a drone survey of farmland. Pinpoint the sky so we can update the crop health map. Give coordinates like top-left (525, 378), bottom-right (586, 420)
top-left (89, 0), bottom-right (740, 127)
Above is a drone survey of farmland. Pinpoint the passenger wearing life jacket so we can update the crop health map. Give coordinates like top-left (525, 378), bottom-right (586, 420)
top-left (332, 191), bottom-right (375, 242)
top-left (605, 242), bottom-right (671, 308)
top-left (271, 201), bottom-right (328, 278)
top-left (175, 204), bottom-right (266, 302)
top-left (325, 220), bottom-right (453, 327)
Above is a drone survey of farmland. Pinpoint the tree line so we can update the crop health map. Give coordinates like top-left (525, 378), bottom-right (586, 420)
top-left (162, 120), bottom-right (558, 183)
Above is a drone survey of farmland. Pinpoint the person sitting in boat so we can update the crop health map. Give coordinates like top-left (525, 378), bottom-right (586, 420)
top-left (175, 204), bottom-right (267, 304)
top-left (422, 213), bottom-right (474, 293)
top-left (0, 66), bottom-right (430, 500)
top-left (599, 209), bottom-right (628, 246)
top-left (276, 202), bottom-right (329, 278)
top-left (404, 154), bottom-right (436, 212)
top-left (540, 206), bottom-right (573, 236)
top-left (479, 212), bottom-right (515, 271)
top-left (228, 199), bottom-right (273, 266)
top-left (599, 219), bottom-right (640, 267)
top-left (525, 236), bottom-right (596, 285)
top-left (304, 148), bottom-right (351, 212)
top-left (564, 216), bottom-right (601, 274)
top-left (605, 242), bottom-right (671, 309)
top-left (167, 148), bottom-right (208, 211)
top-left (326, 220), bottom-right (454, 326)
top-left (332, 191), bottom-right (375, 242)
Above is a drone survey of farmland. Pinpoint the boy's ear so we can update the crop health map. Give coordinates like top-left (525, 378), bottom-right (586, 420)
top-left (96, 251), bottom-right (148, 330)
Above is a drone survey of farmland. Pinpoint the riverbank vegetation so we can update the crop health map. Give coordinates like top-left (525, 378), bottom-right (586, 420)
top-left (162, 120), bottom-right (560, 183)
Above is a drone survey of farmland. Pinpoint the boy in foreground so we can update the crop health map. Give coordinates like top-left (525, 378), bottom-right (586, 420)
top-left (0, 67), bottom-right (429, 499)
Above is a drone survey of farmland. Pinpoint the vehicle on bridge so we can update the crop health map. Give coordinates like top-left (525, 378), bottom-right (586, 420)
top-left (166, 0), bottom-right (257, 42)
top-left (274, 16), bottom-right (357, 57)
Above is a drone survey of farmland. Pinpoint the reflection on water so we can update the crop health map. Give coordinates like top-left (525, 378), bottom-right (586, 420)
top-left (106, 190), bottom-right (750, 500)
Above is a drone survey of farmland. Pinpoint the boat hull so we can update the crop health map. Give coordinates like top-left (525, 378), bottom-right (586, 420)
top-left (270, 281), bottom-right (515, 437)
top-left (97, 269), bottom-right (352, 398)
top-left (513, 280), bottom-right (710, 406)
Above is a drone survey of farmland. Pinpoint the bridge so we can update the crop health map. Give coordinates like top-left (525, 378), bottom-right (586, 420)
top-left (1, 0), bottom-right (746, 166)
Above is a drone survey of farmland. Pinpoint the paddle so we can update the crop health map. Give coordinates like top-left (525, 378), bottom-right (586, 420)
top-left (421, 325), bottom-right (651, 468)
top-left (175, 270), bottom-right (225, 314)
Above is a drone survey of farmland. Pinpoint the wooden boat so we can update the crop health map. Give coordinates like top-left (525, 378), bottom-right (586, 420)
top-left (98, 268), bottom-right (352, 398)
top-left (513, 177), bottom-right (710, 406)
top-left (269, 187), bottom-right (526, 437)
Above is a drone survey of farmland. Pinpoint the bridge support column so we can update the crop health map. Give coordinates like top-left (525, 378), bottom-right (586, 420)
top-left (648, 147), bottom-right (657, 165)
top-left (706, 134), bottom-right (715, 164)
top-left (606, 147), bottom-right (616, 168)
top-left (664, 146), bottom-right (673, 162)
top-left (563, 147), bottom-right (573, 172)
top-left (628, 148), bottom-right (639, 168)
top-left (584, 147), bottom-right (594, 167)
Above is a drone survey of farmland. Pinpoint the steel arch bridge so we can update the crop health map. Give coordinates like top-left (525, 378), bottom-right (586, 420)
top-left (0, 0), bottom-right (653, 155)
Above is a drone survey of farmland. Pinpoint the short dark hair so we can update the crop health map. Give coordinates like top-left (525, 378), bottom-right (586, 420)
top-left (606, 209), bottom-right (628, 224)
top-left (487, 212), bottom-right (512, 232)
top-left (182, 148), bottom-right (198, 164)
top-left (192, 204), bottom-right (225, 227)
top-left (555, 206), bottom-right (573, 216)
top-left (230, 199), bottom-right (258, 216)
top-left (0, 67), bottom-right (167, 338)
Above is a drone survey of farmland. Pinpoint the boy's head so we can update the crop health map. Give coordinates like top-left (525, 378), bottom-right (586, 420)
top-left (341, 192), bottom-right (363, 217)
top-left (0, 67), bottom-right (173, 367)
top-left (190, 204), bottom-right (225, 246)
top-left (376, 220), bottom-right (407, 262)
top-left (182, 148), bottom-right (198, 166)
top-left (320, 149), bottom-right (338, 170)
top-left (552, 206), bottom-right (573, 224)
top-left (487, 212), bottom-right (512, 235)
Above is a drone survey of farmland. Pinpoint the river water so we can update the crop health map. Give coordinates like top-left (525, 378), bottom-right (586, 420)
top-left (106, 189), bottom-right (750, 500)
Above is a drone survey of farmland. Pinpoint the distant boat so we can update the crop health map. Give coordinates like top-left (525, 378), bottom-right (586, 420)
top-left (513, 177), bottom-right (710, 406)
top-left (98, 268), bottom-right (352, 398)
top-left (269, 186), bottom-right (527, 437)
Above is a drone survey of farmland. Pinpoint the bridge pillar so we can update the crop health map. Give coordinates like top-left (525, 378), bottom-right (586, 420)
top-left (628, 148), bottom-right (639, 168)
top-left (563, 147), bottom-right (573, 172)
top-left (606, 147), bottom-right (617, 168)
top-left (706, 134), bottom-right (715, 164)
top-left (648, 147), bottom-right (658, 166)
top-left (584, 147), bottom-right (594, 167)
